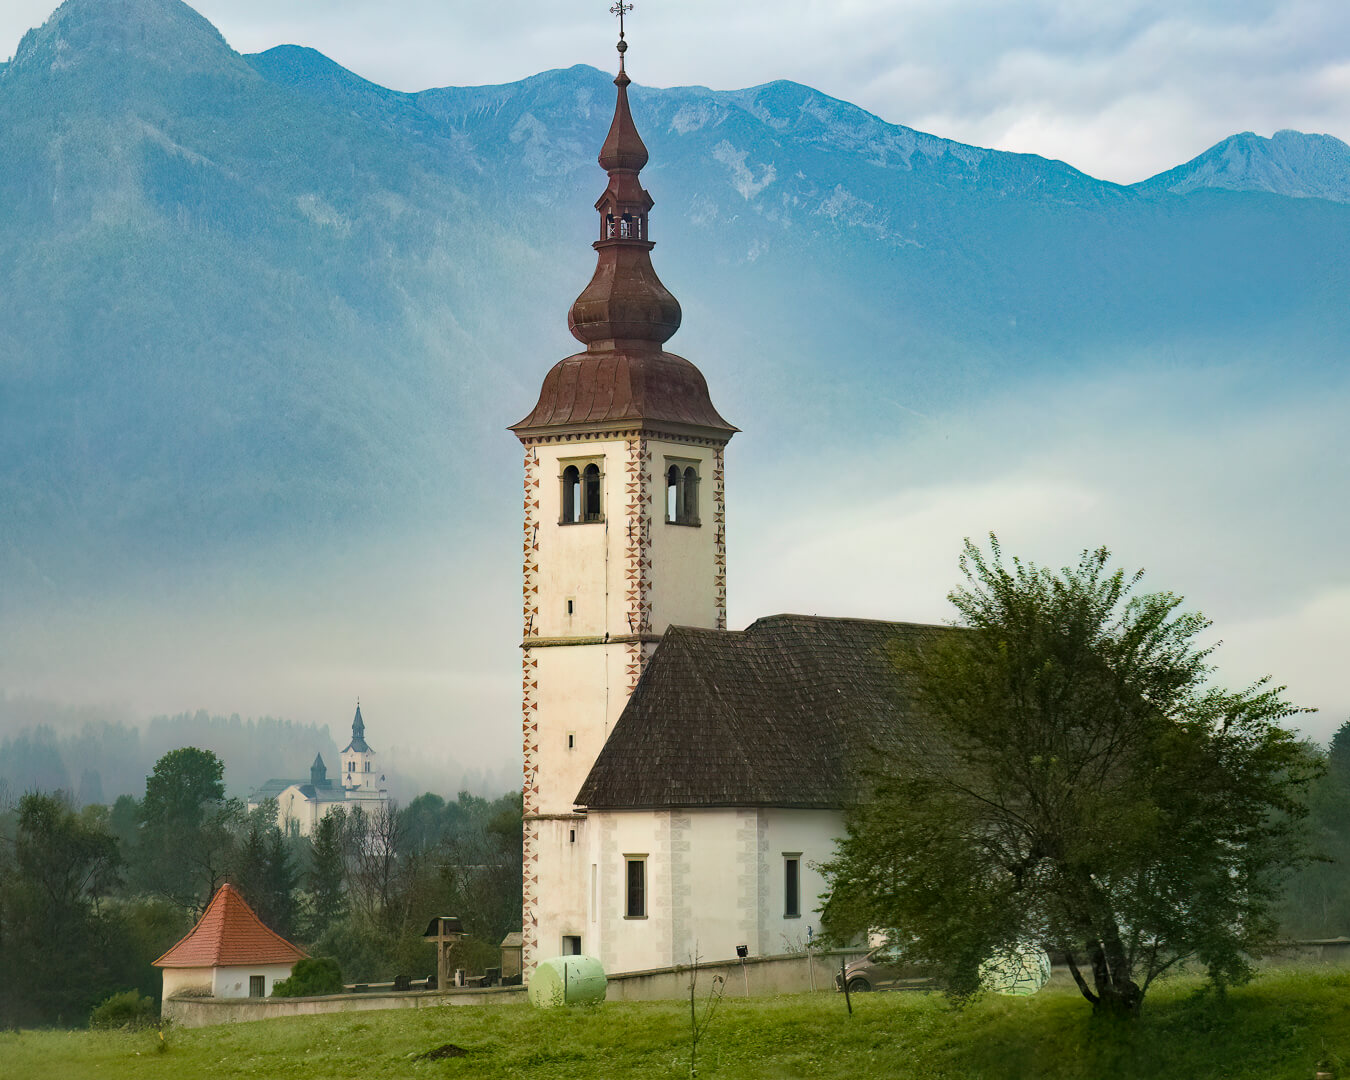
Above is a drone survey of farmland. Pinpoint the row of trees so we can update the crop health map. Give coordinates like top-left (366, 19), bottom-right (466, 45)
top-left (0, 748), bottom-right (521, 1028)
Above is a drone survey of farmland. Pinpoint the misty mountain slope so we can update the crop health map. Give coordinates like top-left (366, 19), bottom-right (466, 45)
top-left (1140, 129), bottom-right (1350, 203)
top-left (2, 0), bottom-right (1349, 604)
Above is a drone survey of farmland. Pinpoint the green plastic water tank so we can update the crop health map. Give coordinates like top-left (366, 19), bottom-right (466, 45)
top-left (527, 955), bottom-right (607, 1007)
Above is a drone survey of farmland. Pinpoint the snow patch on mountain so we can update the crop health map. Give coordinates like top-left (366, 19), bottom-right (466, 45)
top-left (712, 140), bottom-right (777, 200)
top-left (670, 100), bottom-right (726, 135)
top-left (509, 111), bottom-right (587, 177)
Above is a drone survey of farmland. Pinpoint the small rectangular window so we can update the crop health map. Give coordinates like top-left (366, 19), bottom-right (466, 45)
top-left (625, 856), bottom-right (646, 919)
top-left (784, 855), bottom-right (801, 918)
top-left (563, 935), bottom-right (582, 956)
top-left (567, 732), bottom-right (575, 750)
top-left (566, 597), bottom-right (575, 616)
top-left (569, 828), bottom-right (576, 843)
top-left (249, 975), bottom-right (265, 998)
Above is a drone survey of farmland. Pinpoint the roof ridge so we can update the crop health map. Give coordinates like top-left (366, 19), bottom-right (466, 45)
top-left (747, 613), bottom-right (956, 633)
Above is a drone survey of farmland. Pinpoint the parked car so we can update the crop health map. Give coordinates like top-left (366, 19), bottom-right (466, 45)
top-left (834, 945), bottom-right (933, 993)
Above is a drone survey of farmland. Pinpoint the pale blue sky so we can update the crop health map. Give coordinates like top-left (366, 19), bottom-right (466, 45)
top-left (4, 0), bottom-right (1350, 182)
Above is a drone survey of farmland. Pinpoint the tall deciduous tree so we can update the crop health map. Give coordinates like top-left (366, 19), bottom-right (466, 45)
top-left (136, 747), bottom-right (240, 913)
top-left (823, 537), bottom-right (1317, 1017)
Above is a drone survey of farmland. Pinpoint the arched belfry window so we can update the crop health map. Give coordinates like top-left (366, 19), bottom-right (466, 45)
top-left (583, 464), bottom-right (602, 522)
top-left (560, 458), bottom-right (604, 525)
top-left (562, 465), bottom-right (581, 523)
top-left (665, 458), bottom-right (701, 526)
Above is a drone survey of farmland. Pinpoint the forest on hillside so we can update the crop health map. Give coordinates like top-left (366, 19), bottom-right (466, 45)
top-left (0, 746), bottom-right (522, 1029)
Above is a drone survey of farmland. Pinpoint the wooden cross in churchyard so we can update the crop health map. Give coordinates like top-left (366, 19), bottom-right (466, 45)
top-left (422, 915), bottom-right (465, 991)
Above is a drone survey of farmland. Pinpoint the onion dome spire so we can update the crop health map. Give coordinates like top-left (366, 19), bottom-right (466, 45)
top-left (510, 10), bottom-right (735, 438)
top-left (567, 13), bottom-right (681, 351)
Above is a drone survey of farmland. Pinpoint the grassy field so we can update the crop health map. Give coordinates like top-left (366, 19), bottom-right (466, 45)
top-left (3, 969), bottom-right (1347, 1080)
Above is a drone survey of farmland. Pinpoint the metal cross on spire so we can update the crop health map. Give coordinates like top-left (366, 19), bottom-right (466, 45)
top-left (610, 2), bottom-right (634, 72)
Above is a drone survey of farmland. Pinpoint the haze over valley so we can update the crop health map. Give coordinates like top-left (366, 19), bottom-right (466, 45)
top-left (2, 0), bottom-right (1348, 799)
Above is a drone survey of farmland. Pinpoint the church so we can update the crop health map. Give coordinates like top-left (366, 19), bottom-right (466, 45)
top-left (510, 24), bottom-right (945, 979)
top-left (248, 703), bottom-right (390, 835)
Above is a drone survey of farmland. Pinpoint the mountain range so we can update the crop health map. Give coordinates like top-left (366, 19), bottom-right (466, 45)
top-left (2, 0), bottom-right (1348, 769)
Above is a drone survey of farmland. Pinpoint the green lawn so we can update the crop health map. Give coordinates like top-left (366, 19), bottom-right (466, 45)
top-left (4, 969), bottom-right (1348, 1080)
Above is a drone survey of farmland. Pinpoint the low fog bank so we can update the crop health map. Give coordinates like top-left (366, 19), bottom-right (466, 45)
top-left (0, 693), bottom-right (519, 808)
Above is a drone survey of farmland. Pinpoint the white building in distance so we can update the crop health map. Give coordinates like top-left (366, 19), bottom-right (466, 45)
top-left (248, 703), bottom-right (389, 835)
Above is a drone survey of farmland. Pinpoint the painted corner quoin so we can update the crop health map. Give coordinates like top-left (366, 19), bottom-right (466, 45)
top-left (521, 445), bottom-right (541, 967)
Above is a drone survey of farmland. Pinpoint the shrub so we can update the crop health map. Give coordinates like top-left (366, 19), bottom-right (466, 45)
top-left (271, 956), bottom-right (343, 998)
top-left (89, 990), bottom-right (158, 1030)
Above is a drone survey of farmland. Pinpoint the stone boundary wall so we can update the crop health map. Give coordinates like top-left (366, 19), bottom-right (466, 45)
top-left (163, 940), bottom-right (1350, 1027)
top-left (162, 985), bottom-right (526, 1028)
top-left (1256, 938), bottom-right (1350, 968)
top-left (605, 949), bottom-right (867, 1002)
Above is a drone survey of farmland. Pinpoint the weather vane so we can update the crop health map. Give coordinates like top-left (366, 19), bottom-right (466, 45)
top-left (609, 2), bottom-right (634, 71)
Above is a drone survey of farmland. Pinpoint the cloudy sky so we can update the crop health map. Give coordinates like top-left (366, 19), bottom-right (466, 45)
top-left (1, 0), bottom-right (1346, 790)
top-left (5, 0), bottom-right (1350, 182)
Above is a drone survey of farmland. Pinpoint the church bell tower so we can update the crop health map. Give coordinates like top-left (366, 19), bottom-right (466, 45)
top-left (510, 16), bottom-right (736, 976)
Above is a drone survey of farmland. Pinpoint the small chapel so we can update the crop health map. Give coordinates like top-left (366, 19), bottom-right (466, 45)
top-left (510, 21), bottom-right (946, 979)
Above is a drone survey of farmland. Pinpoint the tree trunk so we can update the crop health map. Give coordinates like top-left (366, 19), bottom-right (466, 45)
top-left (1088, 938), bottom-right (1142, 1018)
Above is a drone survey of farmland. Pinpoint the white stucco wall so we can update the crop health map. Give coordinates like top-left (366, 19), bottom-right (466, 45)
top-left (644, 439), bottom-right (720, 632)
top-left (755, 809), bottom-right (844, 955)
top-left (341, 745), bottom-right (378, 792)
top-left (161, 967), bottom-right (213, 999)
top-left (586, 806), bottom-right (846, 974)
top-left (250, 787), bottom-right (369, 838)
top-left (211, 963), bottom-right (297, 999)
top-left (533, 442), bottom-right (631, 640)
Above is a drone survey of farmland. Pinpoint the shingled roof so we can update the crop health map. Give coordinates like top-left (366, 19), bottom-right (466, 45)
top-left (154, 883), bottom-right (308, 968)
top-left (576, 614), bottom-right (955, 811)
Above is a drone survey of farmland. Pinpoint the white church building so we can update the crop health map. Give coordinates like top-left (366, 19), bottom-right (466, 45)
top-left (510, 29), bottom-right (947, 978)
top-left (248, 703), bottom-right (390, 835)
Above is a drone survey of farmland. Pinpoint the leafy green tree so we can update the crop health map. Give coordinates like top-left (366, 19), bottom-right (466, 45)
top-left (823, 537), bottom-right (1317, 1017)
top-left (0, 793), bottom-right (127, 1027)
top-left (135, 748), bottom-right (240, 913)
top-left (141, 747), bottom-right (224, 829)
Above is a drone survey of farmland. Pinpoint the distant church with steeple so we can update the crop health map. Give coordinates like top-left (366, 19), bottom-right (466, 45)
top-left (249, 702), bottom-right (390, 835)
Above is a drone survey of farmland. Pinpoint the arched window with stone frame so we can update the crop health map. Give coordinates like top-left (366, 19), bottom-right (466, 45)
top-left (665, 458), bottom-right (701, 526)
top-left (560, 457), bottom-right (605, 525)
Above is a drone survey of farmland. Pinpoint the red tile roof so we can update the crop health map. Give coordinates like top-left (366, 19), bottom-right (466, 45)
top-left (154, 883), bottom-right (308, 968)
